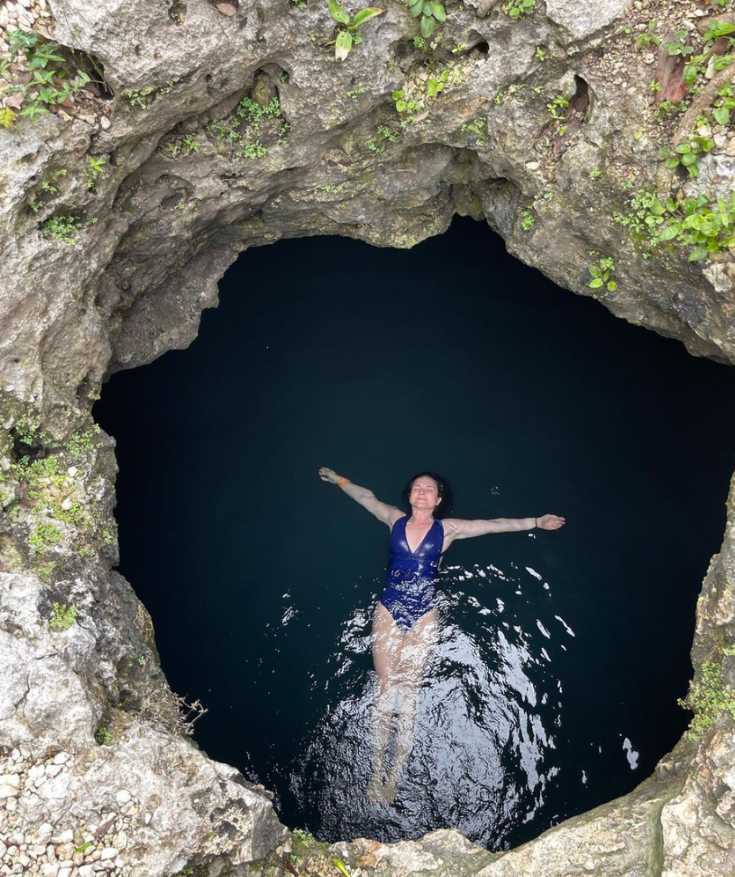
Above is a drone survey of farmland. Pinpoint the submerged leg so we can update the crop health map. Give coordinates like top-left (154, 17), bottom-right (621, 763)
top-left (368, 601), bottom-right (404, 801)
top-left (382, 607), bottom-right (439, 803)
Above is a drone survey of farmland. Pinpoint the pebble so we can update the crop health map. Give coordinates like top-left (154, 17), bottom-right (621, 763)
top-left (115, 789), bottom-right (131, 805)
top-left (215, 1), bottom-right (237, 14)
top-left (99, 116), bottom-right (111, 130)
top-left (0, 785), bottom-right (19, 799)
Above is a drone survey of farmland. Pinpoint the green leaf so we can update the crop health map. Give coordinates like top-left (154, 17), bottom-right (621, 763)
top-left (410, 1), bottom-right (423, 16)
top-left (713, 106), bottom-right (730, 125)
top-left (675, 143), bottom-right (692, 154)
top-left (680, 152), bottom-right (697, 165)
top-left (335, 29), bottom-right (353, 60)
top-left (431, 1), bottom-right (446, 21)
top-left (327, 0), bottom-right (350, 25)
top-left (658, 224), bottom-right (680, 241)
top-left (352, 7), bottom-right (383, 28)
top-left (606, 280), bottom-right (617, 291)
top-left (588, 278), bottom-right (603, 288)
top-left (420, 13), bottom-right (436, 37)
top-left (687, 246), bottom-right (708, 262)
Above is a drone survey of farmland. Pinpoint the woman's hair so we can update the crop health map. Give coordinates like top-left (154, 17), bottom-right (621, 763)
top-left (401, 471), bottom-right (453, 518)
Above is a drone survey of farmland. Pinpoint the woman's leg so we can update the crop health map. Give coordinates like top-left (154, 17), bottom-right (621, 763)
top-left (382, 606), bottom-right (440, 802)
top-left (369, 601), bottom-right (404, 799)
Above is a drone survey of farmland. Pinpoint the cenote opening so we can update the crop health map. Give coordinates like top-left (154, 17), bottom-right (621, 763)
top-left (94, 216), bottom-right (735, 851)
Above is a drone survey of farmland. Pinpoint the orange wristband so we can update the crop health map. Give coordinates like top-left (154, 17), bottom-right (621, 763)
top-left (336, 476), bottom-right (349, 488)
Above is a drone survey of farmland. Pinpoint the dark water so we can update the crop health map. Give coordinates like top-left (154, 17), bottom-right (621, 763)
top-left (94, 216), bottom-right (735, 851)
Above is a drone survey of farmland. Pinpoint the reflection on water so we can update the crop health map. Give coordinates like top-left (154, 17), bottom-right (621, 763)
top-left (283, 559), bottom-right (584, 849)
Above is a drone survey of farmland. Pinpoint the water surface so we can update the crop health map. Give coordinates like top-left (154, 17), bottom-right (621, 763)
top-left (94, 216), bottom-right (735, 850)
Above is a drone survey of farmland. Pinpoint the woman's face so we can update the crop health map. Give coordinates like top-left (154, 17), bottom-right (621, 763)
top-left (409, 476), bottom-right (441, 512)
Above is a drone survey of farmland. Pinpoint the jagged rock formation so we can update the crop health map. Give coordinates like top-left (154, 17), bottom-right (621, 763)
top-left (0, 0), bottom-right (734, 874)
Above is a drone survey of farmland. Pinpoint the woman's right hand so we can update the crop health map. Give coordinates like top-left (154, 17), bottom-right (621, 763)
top-left (318, 466), bottom-right (340, 484)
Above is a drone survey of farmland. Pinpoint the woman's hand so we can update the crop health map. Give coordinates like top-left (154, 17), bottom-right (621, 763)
top-left (537, 514), bottom-right (566, 530)
top-left (318, 466), bottom-right (341, 484)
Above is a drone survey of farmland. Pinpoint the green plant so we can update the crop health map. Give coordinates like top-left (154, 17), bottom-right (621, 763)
top-left (703, 21), bottom-right (735, 44)
top-left (123, 85), bottom-right (157, 109)
top-left (241, 141), bottom-right (268, 158)
top-left (28, 523), bottom-right (62, 555)
top-left (658, 134), bottom-right (714, 178)
top-left (40, 214), bottom-right (93, 243)
top-left (346, 84), bottom-right (367, 99)
top-left (534, 45), bottom-right (547, 61)
top-left (520, 208), bottom-right (535, 231)
top-left (460, 116), bottom-right (487, 145)
top-left (392, 88), bottom-right (422, 116)
top-left (333, 859), bottom-right (351, 877)
top-left (546, 93), bottom-right (570, 133)
top-left (161, 134), bottom-right (201, 158)
top-left (406, 0), bottom-right (446, 41)
top-left (74, 842), bottom-right (94, 855)
top-left (614, 188), bottom-right (735, 262)
top-left (677, 653), bottom-right (735, 740)
top-left (635, 22), bottom-right (661, 50)
top-left (664, 30), bottom-right (694, 59)
top-left (1, 29), bottom-right (91, 127)
top-left (327, 0), bottom-right (384, 60)
top-left (587, 256), bottom-right (617, 292)
top-left (649, 78), bottom-right (662, 94)
top-left (501, 0), bottom-right (534, 19)
top-left (590, 167), bottom-right (603, 179)
top-left (48, 602), bottom-right (77, 632)
top-left (712, 83), bottom-right (735, 126)
top-left (413, 35), bottom-right (428, 50)
top-left (94, 726), bottom-right (114, 745)
top-left (206, 95), bottom-right (288, 156)
top-left (451, 42), bottom-right (466, 55)
top-left (35, 561), bottom-right (56, 581)
top-left (366, 124), bottom-right (400, 154)
top-left (84, 155), bottom-right (108, 190)
top-left (655, 99), bottom-right (683, 122)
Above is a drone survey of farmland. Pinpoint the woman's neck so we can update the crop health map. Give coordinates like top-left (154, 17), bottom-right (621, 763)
top-left (409, 509), bottom-right (434, 525)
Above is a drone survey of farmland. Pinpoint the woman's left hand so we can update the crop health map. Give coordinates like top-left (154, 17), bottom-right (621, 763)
top-left (538, 514), bottom-right (566, 530)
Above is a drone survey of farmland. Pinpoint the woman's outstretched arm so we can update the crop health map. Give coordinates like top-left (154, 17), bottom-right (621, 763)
top-left (318, 467), bottom-right (404, 527)
top-left (443, 513), bottom-right (566, 544)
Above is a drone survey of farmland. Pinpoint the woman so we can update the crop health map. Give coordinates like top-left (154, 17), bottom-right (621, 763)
top-left (318, 467), bottom-right (566, 804)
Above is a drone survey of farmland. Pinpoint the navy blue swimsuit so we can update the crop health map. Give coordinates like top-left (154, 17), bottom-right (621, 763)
top-left (380, 516), bottom-right (444, 631)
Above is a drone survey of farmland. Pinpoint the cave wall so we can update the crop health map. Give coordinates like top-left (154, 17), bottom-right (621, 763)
top-left (1, 0), bottom-right (734, 873)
